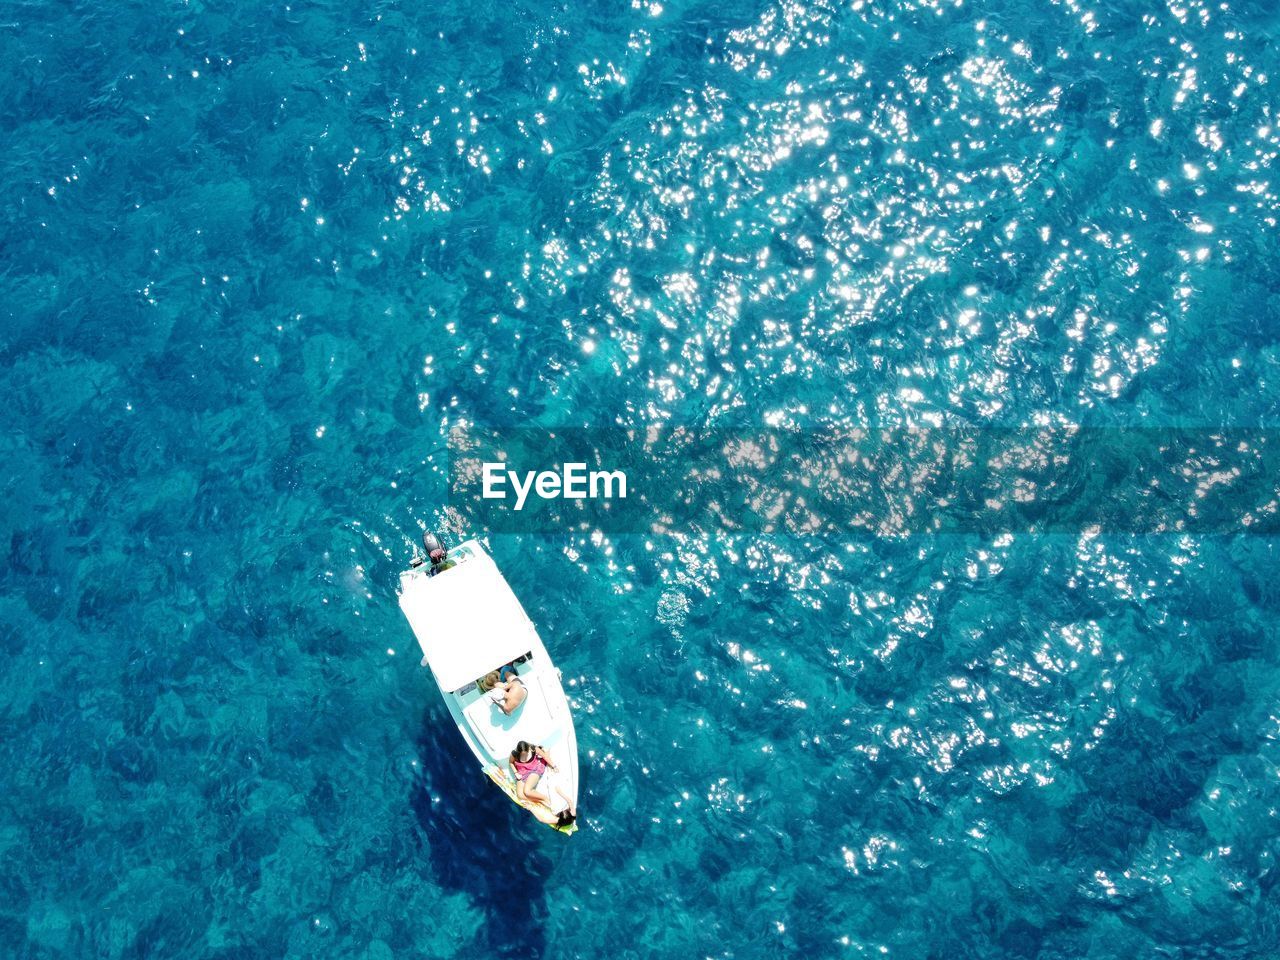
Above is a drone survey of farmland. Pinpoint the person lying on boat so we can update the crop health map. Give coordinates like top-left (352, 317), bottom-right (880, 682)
top-left (480, 670), bottom-right (527, 715)
top-left (529, 787), bottom-right (578, 829)
top-left (509, 740), bottom-right (559, 806)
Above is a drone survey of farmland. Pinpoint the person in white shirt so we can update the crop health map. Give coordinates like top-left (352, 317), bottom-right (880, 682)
top-left (479, 668), bottom-right (527, 714)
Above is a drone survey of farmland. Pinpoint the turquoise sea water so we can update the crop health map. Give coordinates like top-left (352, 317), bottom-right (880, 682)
top-left (4, 0), bottom-right (1280, 956)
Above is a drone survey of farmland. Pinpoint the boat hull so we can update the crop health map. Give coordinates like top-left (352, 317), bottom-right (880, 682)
top-left (399, 540), bottom-right (579, 832)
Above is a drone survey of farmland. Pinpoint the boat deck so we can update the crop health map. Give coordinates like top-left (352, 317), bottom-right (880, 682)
top-left (454, 658), bottom-right (570, 761)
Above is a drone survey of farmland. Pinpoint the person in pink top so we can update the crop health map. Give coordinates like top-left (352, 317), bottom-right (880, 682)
top-left (506, 742), bottom-right (578, 829)
top-left (509, 740), bottom-right (556, 805)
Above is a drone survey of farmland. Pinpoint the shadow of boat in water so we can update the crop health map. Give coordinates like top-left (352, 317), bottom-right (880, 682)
top-left (409, 707), bottom-right (552, 959)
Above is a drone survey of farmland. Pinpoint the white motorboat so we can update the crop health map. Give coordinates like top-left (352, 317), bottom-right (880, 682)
top-left (398, 535), bottom-right (579, 833)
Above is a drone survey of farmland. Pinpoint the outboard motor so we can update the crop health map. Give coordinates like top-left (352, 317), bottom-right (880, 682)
top-left (422, 531), bottom-right (455, 576)
top-left (423, 531), bottom-right (446, 564)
